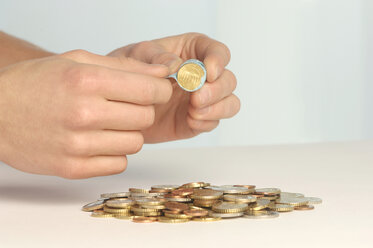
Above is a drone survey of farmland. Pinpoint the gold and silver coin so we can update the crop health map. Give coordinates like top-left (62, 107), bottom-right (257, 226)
top-left (168, 59), bottom-right (207, 92)
top-left (83, 183), bottom-right (322, 223)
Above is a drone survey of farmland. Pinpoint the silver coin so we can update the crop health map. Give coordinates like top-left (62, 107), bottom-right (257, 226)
top-left (255, 188), bottom-right (281, 195)
top-left (209, 212), bottom-right (244, 218)
top-left (130, 192), bottom-right (165, 197)
top-left (280, 192), bottom-right (304, 198)
top-left (223, 194), bottom-right (257, 203)
top-left (151, 185), bottom-right (179, 190)
top-left (135, 198), bottom-right (165, 205)
top-left (206, 186), bottom-right (251, 194)
top-left (243, 210), bottom-right (279, 219)
top-left (302, 197), bottom-right (322, 204)
top-left (81, 199), bottom-right (105, 212)
top-left (100, 192), bottom-right (130, 199)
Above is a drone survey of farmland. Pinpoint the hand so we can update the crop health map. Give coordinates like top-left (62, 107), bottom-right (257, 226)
top-left (0, 50), bottom-right (171, 178)
top-left (108, 33), bottom-right (240, 143)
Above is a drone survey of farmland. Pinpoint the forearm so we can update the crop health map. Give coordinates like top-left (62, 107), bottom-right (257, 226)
top-left (0, 31), bottom-right (55, 68)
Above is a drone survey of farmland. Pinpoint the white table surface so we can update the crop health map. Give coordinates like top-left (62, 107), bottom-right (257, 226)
top-left (1, 141), bottom-right (372, 248)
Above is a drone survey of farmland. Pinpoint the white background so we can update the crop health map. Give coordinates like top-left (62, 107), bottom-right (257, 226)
top-left (1, 0), bottom-right (372, 149)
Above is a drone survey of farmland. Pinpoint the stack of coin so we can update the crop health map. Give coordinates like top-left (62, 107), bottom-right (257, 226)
top-left (82, 182), bottom-right (322, 223)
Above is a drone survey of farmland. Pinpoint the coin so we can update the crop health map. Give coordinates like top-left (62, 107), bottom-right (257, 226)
top-left (139, 204), bottom-right (166, 210)
top-left (247, 199), bottom-right (270, 211)
top-left (181, 182), bottom-right (207, 188)
top-left (158, 217), bottom-right (190, 223)
top-left (151, 185), bottom-right (179, 190)
top-left (212, 202), bottom-right (249, 213)
top-left (276, 198), bottom-right (309, 207)
top-left (255, 188), bottom-right (281, 195)
top-left (129, 188), bottom-right (149, 194)
top-left (294, 205), bottom-right (315, 210)
top-left (164, 202), bottom-right (189, 212)
top-left (302, 197), bottom-right (322, 204)
top-left (91, 210), bottom-right (114, 218)
top-left (132, 216), bottom-right (158, 223)
top-left (114, 215), bottom-right (134, 220)
top-left (209, 212), bottom-right (244, 218)
top-left (135, 198), bottom-right (165, 205)
top-left (171, 188), bottom-right (194, 196)
top-left (243, 210), bottom-right (279, 219)
top-left (191, 189), bottom-right (223, 200)
top-left (280, 192), bottom-right (304, 198)
top-left (174, 60), bottom-right (206, 92)
top-left (103, 206), bottom-right (131, 214)
top-left (206, 186), bottom-right (252, 194)
top-left (192, 217), bottom-right (222, 222)
top-left (223, 194), bottom-right (257, 203)
top-left (100, 192), bottom-right (130, 199)
top-left (234, 185), bottom-right (256, 189)
top-left (82, 199), bottom-right (105, 212)
top-left (184, 209), bottom-right (209, 217)
top-left (105, 199), bottom-right (134, 208)
top-left (271, 204), bottom-right (294, 212)
top-left (164, 212), bottom-right (193, 219)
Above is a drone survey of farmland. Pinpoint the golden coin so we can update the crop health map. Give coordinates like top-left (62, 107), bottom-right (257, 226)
top-left (212, 202), bottom-right (248, 213)
top-left (135, 198), bottom-right (165, 206)
top-left (131, 206), bottom-right (161, 213)
top-left (164, 202), bottom-right (189, 212)
top-left (139, 204), bottom-right (166, 210)
top-left (105, 199), bottom-right (134, 208)
top-left (103, 206), bottom-right (131, 214)
top-left (271, 204), bottom-right (294, 212)
top-left (209, 211), bottom-right (244, 218)
top-left (91, 210), bottom-right (114, 218)
top-left (294, 205), bottom-right (315, 210)
top-left (276, 198), bottom-right (309, 207)
top-left (151, 185), bottom-right (179, 190)
top-left (191, 189), bottom-right (223, 200)
top-left (164, 213), bottom-right (193, 219)
top-left (177, 63), bottom-right (205, 92)
top-left (223, 194), bottom-right (257, 203)
top-left (192, 217), bottom-right (222, 222)
top-left (82, 200), bottom-right (105, 212)
top-left (158, 217), bottom-right (190, 223)
top-left (171, 188), bottom-right (195, 196)
top-left (233, 185), bottom-right (256, 190)
top-left (243, 210), bottom-right (279, 219)
top-left (181, 182), bottom-right (206, 188)
top-left (131, 211), bottom-right (162, 217)
top-left (129, 188), bottom-right (149, 194)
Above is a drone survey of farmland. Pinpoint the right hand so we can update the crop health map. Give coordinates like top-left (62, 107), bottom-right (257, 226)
top-left (0, 50), bottom-right (171, 178)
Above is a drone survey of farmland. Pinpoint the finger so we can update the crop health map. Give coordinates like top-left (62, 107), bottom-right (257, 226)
top-left (65, 130), bottom-right (144, 157)
top-left (61, 49), bottom-right (169, 78)
top-left (188, 94), bottom-right (240, 121)
top-left (193, 35), bottom-right (231, 82)
top-left (186, 116), bottom-right (220, 132)
top-left (62, 156), bottom-right (127, 179)
top-left (190, 69), bottom-right (237, 108)
top-left (67, 64), bottom-right (172, 105)
top-left (123, 42), bottom-right (183, 73)
top-left (66, 100), bottom-right (155, 131)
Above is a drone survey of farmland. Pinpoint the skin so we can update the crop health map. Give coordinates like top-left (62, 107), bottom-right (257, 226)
top-left (0, 32), bottom-right (240, 179)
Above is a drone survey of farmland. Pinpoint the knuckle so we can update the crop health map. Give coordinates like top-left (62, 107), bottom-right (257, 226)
top-left (64, 64), bottom-right (97, 91)
top-left (65, 104), bottom-right (94, 129)
top-left (60, 49), bottom-right (90, 60)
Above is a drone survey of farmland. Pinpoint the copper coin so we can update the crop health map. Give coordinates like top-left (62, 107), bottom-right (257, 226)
top-left (294, 205), bottom-right (315, 210)
top-left (132, 216), bottom-right (158, 223)
top-left (149, 189), bottom-right (171, 193)
top-left (163, 194), bottom-right (184, 199)
top-left (234, 185), bottom-right (256, 189)
top-left (184, 209), bottom-right (208, 217)
top-left (172, 188), bottom-right (194, 196)
top-left (164, 202), bottom-right (189, 211)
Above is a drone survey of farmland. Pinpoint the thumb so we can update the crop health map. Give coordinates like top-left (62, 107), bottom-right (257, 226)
top-left (60, 49), bottom-right (169, 77)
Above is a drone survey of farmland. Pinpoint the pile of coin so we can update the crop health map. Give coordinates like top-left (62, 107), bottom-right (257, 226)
top-left (82, 182), bottom-right (322, 223)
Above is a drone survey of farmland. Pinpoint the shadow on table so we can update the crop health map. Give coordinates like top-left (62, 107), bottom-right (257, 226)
top-left (0, 184), bottom-right (86, 204)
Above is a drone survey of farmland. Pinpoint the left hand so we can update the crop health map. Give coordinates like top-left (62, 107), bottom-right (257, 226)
top-left (108, 33), bottom-right (240, 143)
